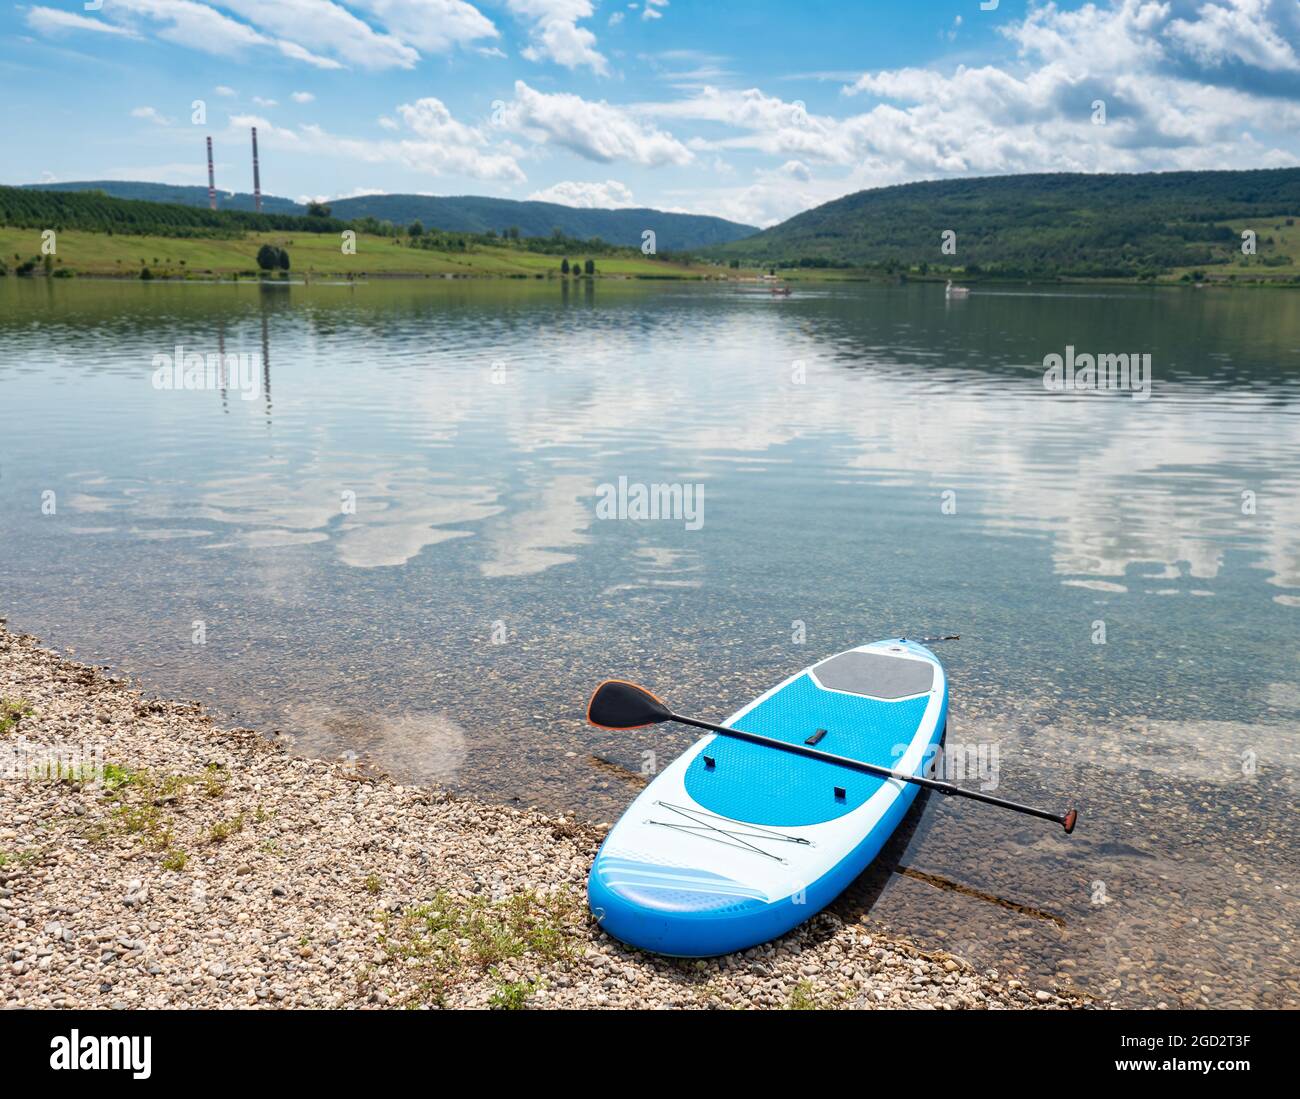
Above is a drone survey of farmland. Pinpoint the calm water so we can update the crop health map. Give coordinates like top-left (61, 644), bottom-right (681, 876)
top-left (1, 277), bottom-right (1297, 1007)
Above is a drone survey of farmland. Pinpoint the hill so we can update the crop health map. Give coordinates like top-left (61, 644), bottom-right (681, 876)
top-left (1, 185), bottom-right (343, 237)
top-left (325, 194), bottom-right (754, 251)
top-left (20, 181), bottom-right (757, 251)
top-left (21, 180), bottom-right (301, 214)
top-left (712, 169), bottom-right (1300, 279)
top-left (0, 186), bottom-right (713, 279)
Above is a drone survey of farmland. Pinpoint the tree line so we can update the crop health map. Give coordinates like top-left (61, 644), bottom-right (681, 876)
top-left (0, 186), bottom-right (347, 239)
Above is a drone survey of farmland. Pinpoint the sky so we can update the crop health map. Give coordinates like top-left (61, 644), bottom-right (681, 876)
top-left (2, 0), bottom-right (1299, 226)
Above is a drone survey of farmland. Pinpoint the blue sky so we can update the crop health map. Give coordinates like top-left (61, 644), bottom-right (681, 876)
top-left (3, 0), bottom-right (1298, 225)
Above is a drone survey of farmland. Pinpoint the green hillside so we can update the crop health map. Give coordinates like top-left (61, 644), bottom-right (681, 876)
top-left (24, 180), bottom-right (301, 214)
top-left (20, 181), bottom-right (757, 251)
top-left (0, 224), bottom-right (712, 280)
top-left (325, 194), bottom-right (755, 251)
top-left (1, 186), bottom-right (343, 237)
top-left (0, 186), bottom-right (714, 279)
top-left (713, 169), bottom-right (1300, 280)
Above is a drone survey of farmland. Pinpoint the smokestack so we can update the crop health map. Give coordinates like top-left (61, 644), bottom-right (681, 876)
top-left (206, 136), bottom-right (216, 210)
top-left (251, 126), bottom-right (262, 212)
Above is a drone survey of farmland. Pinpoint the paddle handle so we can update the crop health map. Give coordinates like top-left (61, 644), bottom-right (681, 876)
top-left (672, 714), bottom-right (1077, 833)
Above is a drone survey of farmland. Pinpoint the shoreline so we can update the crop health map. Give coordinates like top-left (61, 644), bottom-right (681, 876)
top-left (0, 624), bottom-right (1096, 1010)
top-left (6, 268), bottom-right (1297, 289)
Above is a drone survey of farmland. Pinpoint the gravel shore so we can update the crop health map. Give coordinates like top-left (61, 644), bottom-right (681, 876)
top-left (0, 625), bottom-right (1093, 1010)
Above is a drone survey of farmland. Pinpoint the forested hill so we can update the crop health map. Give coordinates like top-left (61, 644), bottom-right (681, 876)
top-left (712, 169), bottom-right (1300, 278)
top-left (19, 181), bottom-right (757, 250)
top-left (22, 181), bottom-right (301, 215)
top-left (328, 194), bottom-right (755, 250)
top-left (0, 186), bottom-right (345, 236)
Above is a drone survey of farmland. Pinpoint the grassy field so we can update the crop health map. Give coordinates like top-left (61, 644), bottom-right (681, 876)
top-left (0, 226), bottom-right (717, 280)
top-left (1168, 216), bottom-right (1300, 282)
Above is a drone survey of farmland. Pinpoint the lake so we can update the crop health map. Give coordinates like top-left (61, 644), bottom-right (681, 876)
top-left (1, 276), bottom-right (1297, 1007)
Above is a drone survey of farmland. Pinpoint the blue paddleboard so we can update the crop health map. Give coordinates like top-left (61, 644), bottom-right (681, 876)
top-left (588, 639), bottom-right (948, 956)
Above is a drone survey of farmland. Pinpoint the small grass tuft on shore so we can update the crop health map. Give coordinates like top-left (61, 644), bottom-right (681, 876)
top-left (203, 763), bottom-right (228, 798)
top-left (0, 698), bottom-right (34, 734)
top-left (784, 978), bottom-right (850, 1010)
top-left (379, 887), bottom-right (581, 1007)
top-left (208, 813), bottom-right (245, 843)
top-left (488, 974), bottom-right (539, 1010)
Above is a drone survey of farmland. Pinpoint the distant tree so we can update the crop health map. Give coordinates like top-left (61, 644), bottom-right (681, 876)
top-left (306, 201), bottom-right (332, 218)
top-left (256, 244), bottom-right (280, 271)
top-left (560, 257), bottom-right (570, 274)
top-left (278, 247), bottom-right (290, 271)
top-left (506, 226), bottom-right (520, 241)
top-left (584, 258), bottom-right (595, 275)
top-left (409, 219), bottom-right (424, 238)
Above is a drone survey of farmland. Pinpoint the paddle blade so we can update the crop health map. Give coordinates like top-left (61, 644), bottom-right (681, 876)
top-left (587, 680), bottom-right (673, 730)
top-left (1063, 808), bottom-right (1078, 834)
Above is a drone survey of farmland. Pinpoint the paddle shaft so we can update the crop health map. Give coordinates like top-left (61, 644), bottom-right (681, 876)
top-left (671, 713), bottom-right (1074, 831)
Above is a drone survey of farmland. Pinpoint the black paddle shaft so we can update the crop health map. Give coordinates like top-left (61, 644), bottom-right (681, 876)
top-left (672, 714), bottom-right (1077, 833)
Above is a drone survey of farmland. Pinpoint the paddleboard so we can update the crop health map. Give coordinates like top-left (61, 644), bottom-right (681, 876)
top-left (588, 639), bottom-right (948, 957)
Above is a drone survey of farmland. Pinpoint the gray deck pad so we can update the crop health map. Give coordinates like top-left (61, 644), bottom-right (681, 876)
top-left (813, 650), bottom-right (934, 699)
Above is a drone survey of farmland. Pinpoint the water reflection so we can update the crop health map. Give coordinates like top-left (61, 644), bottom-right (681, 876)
top-left (0, 277), bottom-right (1297, 1007)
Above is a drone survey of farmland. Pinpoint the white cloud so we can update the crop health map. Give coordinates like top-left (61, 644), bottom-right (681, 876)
top-left (89, 0), bottom-right (345, 70)
top-left (396, 96), bottom-right (487, 146)
top-left (25, 7), bottom-right (138, 37)
top-left (507, 0), bottom-right (608, 74)
top-left (291, 91), bottom-right (315, 103)
top-left (131, 106), bottom-right (171, 125)
top-left (226, 99), bottom-right (526, 183)
top-left (506, 80), bottom-right (692, 166)
top-left (642, 0), bottom-right (667, 20)
top-left (215, 0), bottom-right (418, 70)
top-left (1166, 0), bottom-right (1300, 73)
top-left (253, 96), bottom-right (279, 107)
top-left (297, 186), bottom-right (388, 203)
top-left (352, 0), bottom-right (499, 53)
top-left (829, 0), bottom-right (1300, 180)
top-left (377, 115), bottom-right (400, 130)
top-left (528, 179), bottom-right (637, 207)
top-left (641, 86), bottom-right (850, 162)
top-left (640, 3), bottom-right (1298, 222)
top-left (670, 166), bottom-right (845, 228)
top-left (215, 85), bottom-right (238, 97)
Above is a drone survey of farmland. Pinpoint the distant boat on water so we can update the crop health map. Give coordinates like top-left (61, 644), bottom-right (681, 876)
top-left (945, 279), bottom-right (971, 298)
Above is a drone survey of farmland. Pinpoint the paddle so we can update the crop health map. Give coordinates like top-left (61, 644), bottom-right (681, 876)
top-left (587, 679), bottom-right (1078, 834)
